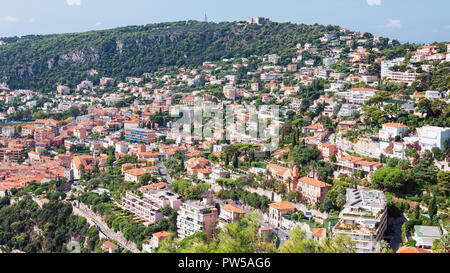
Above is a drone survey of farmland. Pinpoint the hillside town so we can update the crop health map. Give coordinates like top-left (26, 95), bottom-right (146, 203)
top-left (0, 18), bottom-right (449, 254)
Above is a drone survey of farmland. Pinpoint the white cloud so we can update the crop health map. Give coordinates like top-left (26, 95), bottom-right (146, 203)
top-left (386, 19), bottom-right (401, 29)
top-left (67, 0), bottom-right (81, 6)
top-left (367, 0), bottom-right (381, 6)
top-left (94, 22), bottom-right (102, 26)
top-left (29, 18), bottom-right (36, 23)
top-left (0, 16), bottom-right (19, 23)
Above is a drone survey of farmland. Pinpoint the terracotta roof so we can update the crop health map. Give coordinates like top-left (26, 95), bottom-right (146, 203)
top-left (125, 168), bottom-right (146, 177)
top-left (311, 228), bottom-right (325, 237)
top-left (384, 123), bottom-right (408, 128)
top-left (101, 241), bottom-right (117, 250)
top-left (298, 177), bottom-right (331, 188)
top-left (269, 201), bottom-right (295, 211)
top-left (267, 163), bottom-right (289, 172)
top-left (222, 204), bottom-right (247, 214)
top-left (349, 88), bottom-right (380, 92)
top-left (396, 247), bottom-right (431, 253)
top-left (152, 231), bottom-right (171, 239)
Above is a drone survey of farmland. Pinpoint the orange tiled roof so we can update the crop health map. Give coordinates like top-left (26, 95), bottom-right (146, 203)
top-left (269, 201), bottom-right (295, 211)
top-left (152, 231), bottom-right (171, 239)
top-left (298, 177), bottom-right (331, 188)
top-left (222, 204), bottom-right (247, 214)
top-left (384, 123), bottom-right (408, 128)
top-left (311, 228), bottom-right (325, 237)
top-left (125, 168), bottom-right (146, 176)
top-left (396, 247), bottom-right (431, 253)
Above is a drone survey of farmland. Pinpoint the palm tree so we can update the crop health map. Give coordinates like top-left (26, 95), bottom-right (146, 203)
top-left (309, 161), bottom-right (319, 179)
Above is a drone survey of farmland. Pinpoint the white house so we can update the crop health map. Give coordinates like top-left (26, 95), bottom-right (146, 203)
top-left (418, 126), bottom-right (450, 151)
top-left (412, 225), bottom-right (442, 249)
top-left (425, 91), bottom-right (442, 101)
top-left (378, 123), bottom-right (408, 141)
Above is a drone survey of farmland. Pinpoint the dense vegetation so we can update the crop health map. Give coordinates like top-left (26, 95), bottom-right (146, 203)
top-left (156, 213), bottom-right (356, 253)
top-left (0, 193), bottom-right (99, 253)
top-left (0, 20), bottom-right (404, 91)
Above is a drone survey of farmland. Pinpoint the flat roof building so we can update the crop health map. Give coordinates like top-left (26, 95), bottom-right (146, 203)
top-left (332, 188), bottom-right (387, 253)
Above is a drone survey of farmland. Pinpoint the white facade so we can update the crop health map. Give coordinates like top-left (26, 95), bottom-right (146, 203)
top-left (378, 123), bottom-right (408, 141)
top-left (338, 104), bottom-right (361, 117)
top-left (418, 126), bottom-right (450, 151)
top-left (332, 189), bottom-right (387, 253)
top-left (412, 226), bottom-right (442, 249)
top-left (425, 91), bottom-right (442, 100)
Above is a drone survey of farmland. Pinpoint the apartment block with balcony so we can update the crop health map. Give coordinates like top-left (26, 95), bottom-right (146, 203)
top-left (121, 191), bottom-right (164, 224)
top-left (418, 126), bottom-right (450, 151)
top-left (176, 200), bottom-right (218, 239)
top-left (125, 128), bottom-right (156, 143)
top-left (332, 188), bottom-right (387, 253)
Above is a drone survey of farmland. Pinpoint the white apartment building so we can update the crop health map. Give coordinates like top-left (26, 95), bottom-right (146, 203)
top-left (177, 200), bottom-right (218, 239)
top-left (381, 60), bottom-right (418, 86)
top-left (338, 104), bottom-right (361, 117)
top-left (141, 189), bottom-right (182, 211)
top-left (323, 102), bottom-right (339, 116)
top-left (267, 54), bottom-right (281, 64)
top-left (338, 88), bottom-right (380, 104)
top-left (121, 191), bottom-right (164, 224)
top-left (385, 71), bottom-right (419, 86)
top-left (378, 123), bottom-right (408, 141)
top-left (418, 126), bottom-right (450, 151)
top-left (332, 188), bottom-right (387, 253)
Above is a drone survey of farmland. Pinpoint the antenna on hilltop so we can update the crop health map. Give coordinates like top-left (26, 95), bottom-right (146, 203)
top-left (204, 12), bottom-right (208, 22)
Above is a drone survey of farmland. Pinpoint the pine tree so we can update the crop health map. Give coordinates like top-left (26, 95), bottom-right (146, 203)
top-left (232, 154), bottom-right (238, 168)
top-left (414, 204), bottom-right (420, 219)
top-left (428, 196), bottom-right (437, 219)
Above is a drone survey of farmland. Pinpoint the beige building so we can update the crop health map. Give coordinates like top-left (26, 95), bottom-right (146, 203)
top-left (268, 201), bottom-right (295, 228)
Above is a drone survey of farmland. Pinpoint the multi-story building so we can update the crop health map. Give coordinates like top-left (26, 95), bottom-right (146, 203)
top-left (121, 191), bottom-right (164, 224)
top-left (335, 155), bottom-right (383, 179)
top-left (385, 71), bottom-right (419, 86)
top-left (381, 60), bottom-right (418, 86)
top-left (296, 177), bottom-right (332, 204)
top-left (247, 17), bottom-right (269, 25)
top-left (124, 168), bottom-right (147, 183)
top-left (55, 153), bottom-right (72, 168)
top-left (21, 124), bottom-right (35, 137)
top-left (71, 155), bottom-right (95, 180)
top-left (125, 128), bottom-right (156, 143)
top-left (378, 123), bottom-right (408, 141)
top-left (1, 126), bottom-right (15, 137)
top-left (268, 201), bottom-right (295, 228)
top-left (176, 200), bottom-right (218, 239)
top-left (140, 188), bottom-right (182, 211)
top-left (0, 148), bottom-right (23, 163)
top-left (218, 204), bottom-right (247, 227)
top-left (417, 126), bottom-right (450, 151)
top-left (73, 126), bottom-right (87, 139)
top-left (338, 88), bottom-right (380, 104)
top-left (332, 188), bottom-right (387, 253)
top-left (338, 104), bottom-right (361, 117)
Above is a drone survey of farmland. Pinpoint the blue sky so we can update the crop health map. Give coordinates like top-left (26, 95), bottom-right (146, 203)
top-left (0, 0), bottom-right (449, 43)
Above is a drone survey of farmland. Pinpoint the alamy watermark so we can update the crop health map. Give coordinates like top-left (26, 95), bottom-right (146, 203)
top-left (170, 103), bottom-right (280, 152)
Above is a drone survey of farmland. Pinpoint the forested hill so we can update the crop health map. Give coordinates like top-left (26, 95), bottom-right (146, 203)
top-left (0, 20), bottom-right (404, 91)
